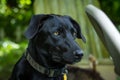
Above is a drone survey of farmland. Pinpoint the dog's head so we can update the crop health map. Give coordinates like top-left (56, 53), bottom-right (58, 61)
top-left (25, 14), bottom-right (86, 64)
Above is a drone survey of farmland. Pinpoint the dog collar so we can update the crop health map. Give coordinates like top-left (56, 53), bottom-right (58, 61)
top-left (25, 52), bottom-right (68, 77)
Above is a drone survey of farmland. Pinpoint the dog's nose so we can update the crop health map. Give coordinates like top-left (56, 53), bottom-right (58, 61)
top-left (73, 50), bottom-right (83, 58)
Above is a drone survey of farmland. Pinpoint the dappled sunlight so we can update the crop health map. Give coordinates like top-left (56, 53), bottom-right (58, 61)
top-left (0, 40), bottom-right (20, 56)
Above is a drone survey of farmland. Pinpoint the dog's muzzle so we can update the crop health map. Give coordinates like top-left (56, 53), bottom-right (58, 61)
top-left (50, 46), bottom-right (84, 63)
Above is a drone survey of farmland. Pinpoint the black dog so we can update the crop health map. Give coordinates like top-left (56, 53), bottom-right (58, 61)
top-left (9, 14), bottom-right (86, 80)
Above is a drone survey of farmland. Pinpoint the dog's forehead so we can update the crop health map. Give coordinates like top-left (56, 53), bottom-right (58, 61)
top-left (42, 16), bottom-right (74, 31)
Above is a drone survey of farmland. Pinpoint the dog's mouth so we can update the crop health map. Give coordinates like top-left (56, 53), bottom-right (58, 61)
top-left (74, 55), bottom-right (83, 63)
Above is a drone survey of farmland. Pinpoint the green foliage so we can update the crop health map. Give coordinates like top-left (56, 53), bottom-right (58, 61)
top-left (117, 76), bottom-right (120, 80)
top-left (99, 0), bottom-right (120, 31)
top-left (0, 0), bottom-right (33, 42)
top-left (0, 0), bottom-right (32, 79)
top-left (0, 40), bottom-right (27, 80)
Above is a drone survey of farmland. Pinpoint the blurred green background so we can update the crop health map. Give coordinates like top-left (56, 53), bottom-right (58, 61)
top-left (0, 0), bottom-right (120, 80)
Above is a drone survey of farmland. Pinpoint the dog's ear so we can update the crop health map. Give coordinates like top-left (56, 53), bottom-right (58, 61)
top-left (67, 16), bottom-right (86, 43)
top-left (24, 14), bottom-right (50, 39)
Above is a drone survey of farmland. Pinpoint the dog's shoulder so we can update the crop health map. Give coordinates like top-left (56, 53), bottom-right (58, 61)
top-left (9, 56), bottom-right (29, 79)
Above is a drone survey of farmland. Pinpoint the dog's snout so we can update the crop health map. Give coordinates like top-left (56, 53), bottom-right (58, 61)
top-left (73, 50), bottom-right (83, 57)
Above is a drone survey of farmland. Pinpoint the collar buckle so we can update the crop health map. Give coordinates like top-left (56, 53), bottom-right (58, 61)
top-left (45, 68), bottom-right (68, 77)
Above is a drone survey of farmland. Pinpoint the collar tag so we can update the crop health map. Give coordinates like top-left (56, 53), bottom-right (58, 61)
top-left (63, 74), bottom-right (67, 80)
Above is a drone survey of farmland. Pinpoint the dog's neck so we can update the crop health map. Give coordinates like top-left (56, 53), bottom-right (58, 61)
top-left (26, 41), bottom-right (67, 77)
top-left (27, 41), bottom-right (65, 69)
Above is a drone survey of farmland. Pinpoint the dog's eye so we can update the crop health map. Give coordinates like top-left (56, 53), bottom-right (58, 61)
top-left (53, 31), bottom-right (60, 36)
top-left (73, 32), bottom-right (77, 36)
top-left (73, 32), bottom-right (77, 39)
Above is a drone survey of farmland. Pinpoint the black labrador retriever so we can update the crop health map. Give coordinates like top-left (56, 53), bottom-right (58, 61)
top-left (9, 14), bottom-right (86, 80)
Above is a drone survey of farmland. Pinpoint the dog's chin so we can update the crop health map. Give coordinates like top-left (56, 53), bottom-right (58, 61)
top-left (62, 58), bottom-right (82, 64)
